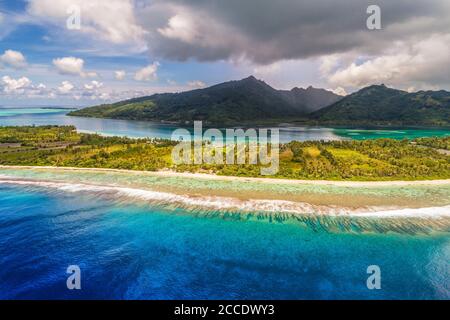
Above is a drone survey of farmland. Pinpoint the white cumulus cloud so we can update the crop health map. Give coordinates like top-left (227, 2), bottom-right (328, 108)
top-left (58, 81), bottom-right (74, 94)
top-left (325, 34), bottom-right (450, 91)
top-left (329, 87), bottom-right (347, 96)
top-left (27, 0), bottom-right (147, 46)
top-left (52, 57), bottom-right (97, 78)
top-left (53, 57), bottom-right (84, 75)
top-left (1, 76), bottom-right (32, 93)
top-left (134, 62), bottom-right (159, 81)
top-left (0, 50), bottom-right (27, 69)
top-left (158, 15), bottom-right (199, 43)
top-left (84, 80), bottom-right (103, 90)
top-left (114, 70), bottom-right (126, 80)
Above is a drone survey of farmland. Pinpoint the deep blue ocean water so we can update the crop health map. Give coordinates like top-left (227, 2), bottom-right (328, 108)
top-left (0, 184), bottom-right (448, 300)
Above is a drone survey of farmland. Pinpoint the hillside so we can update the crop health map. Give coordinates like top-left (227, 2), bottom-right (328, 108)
top-left (69, 76), bottom-right (342, 125)
top-left (311, 85), bottom-right (450, 126)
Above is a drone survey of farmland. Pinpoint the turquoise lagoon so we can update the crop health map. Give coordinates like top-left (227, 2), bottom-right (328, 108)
top-left (0, 107), bottom-right (449, 141)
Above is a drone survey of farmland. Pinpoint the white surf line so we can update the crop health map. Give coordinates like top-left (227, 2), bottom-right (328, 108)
top-left (1, 177), bottom-right (449, 218)
top-left (1, 165), bottom-right (450, 187)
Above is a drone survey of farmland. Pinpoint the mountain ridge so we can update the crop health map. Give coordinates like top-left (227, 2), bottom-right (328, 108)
top-left (311, 84), bottom-right (450, 126)
top-left (69, 77), bottom-right (450, 126)
top-left (69, 76), bottom-right (342, 125)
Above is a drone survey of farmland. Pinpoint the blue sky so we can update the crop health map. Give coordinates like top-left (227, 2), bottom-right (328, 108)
top-left (0, 0), bottom-right (448, 106)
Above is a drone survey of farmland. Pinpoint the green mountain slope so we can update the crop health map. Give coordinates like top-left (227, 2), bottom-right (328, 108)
top-left (69, 76), bottom-right (342, 125)
top-left (311, 85), bottom-right (450, 126)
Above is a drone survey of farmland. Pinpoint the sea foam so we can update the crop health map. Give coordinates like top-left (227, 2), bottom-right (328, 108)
top-left (1, 178), bottom-right (449, 218)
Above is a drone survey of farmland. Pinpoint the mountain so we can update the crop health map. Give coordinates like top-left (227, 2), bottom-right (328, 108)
top-left (311, 84), bottom-right (450, 126)
top-left (69, 76), bottom-right (342, 125)
top-left (280, 86), bottom-right (343, 113)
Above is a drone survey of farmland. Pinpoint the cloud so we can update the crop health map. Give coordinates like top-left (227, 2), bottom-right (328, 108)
top-left (53, 57), bottom-right (84, 75)
top-left (58, 81), bottom-right (75, 94)
top-left (84, 80), bottom-right (103, 90)
top-left (2, 0), bottom-right (449, 102)
top-left (0, 50), bottom-right (27, 69)
top-left (26, 83), bottom-right (51, 98)
top-left (134, 62), bottom-right (159, 81)
top-left (55, 80), bottom-right (111, 100)
top-left (319, 55), bottom-right (341, 75)
top-left (157, 14), bottom-right (199, 43)
top-left (1, 76), bottom-right (32, 93)
top-left (187, 80), bottom-right (206, 88)
top-left (27, 0), bottom-right (147, 46)
top-left (0, 76), bottom-right (53, 98)
top-left (329, 87), bottom-right (348, 96)
top-left (325, 34), bottom-right (450, 90)
top-left (137, 0), bottom-right (450, 65)
top-left (53, 56), bottom-right (97, 78)
top-left (114, 70), bottom-right (126, 80)
top-left (0, 76), bottom-right (129, 102)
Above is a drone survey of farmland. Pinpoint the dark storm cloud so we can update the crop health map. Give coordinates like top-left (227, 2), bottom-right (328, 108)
top-left (138, 0), bottom-right (450, 64)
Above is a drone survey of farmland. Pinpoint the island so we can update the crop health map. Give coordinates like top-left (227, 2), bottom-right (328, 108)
top-left (68, 76), bottom-right (450, 127)
top-left (1, 125), bottom-right (449, 181)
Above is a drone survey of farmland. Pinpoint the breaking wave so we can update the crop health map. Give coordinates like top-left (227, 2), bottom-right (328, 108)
top-left (1, 177), bottom-right (449, 218)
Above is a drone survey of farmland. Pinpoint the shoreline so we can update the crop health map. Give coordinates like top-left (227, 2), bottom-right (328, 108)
top-left (1, 165), bottom-right (449, 219)
top-left (0, 175), bottom-right (449, 218)
top-left (1, 165), bottom-right (450, 187)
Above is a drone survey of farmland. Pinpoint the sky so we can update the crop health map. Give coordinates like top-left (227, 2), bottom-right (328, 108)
top-left (0, 0), bottom-right (449, 106)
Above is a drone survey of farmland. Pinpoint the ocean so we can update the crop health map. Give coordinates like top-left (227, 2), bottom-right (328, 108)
top-left (0, 108), bottom-right (449, 300)
top-left (0, 183), bottom-right (448, 299)
top-left (0, 107), bottom-right (449, 142)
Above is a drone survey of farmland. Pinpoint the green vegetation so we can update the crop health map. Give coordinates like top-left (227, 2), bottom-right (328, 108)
top-left (1, 126), bottom-right (449, 181)
top-left (69, 77), bottom-right (449, 127)
top-left (414, 136), bottom-right (450, 150)
top-left (69, 76), bottom-right (341, 125)
top-left (0, 125), bottom-right (80, 145)
top-left (0, 126), bottom-right (174, 171)
top-left (311, 85), bottom-right (450, 126)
